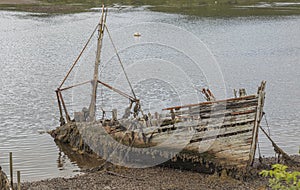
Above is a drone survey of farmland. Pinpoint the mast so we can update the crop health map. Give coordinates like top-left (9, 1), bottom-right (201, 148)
top-left (88, 5), bottom-right (107, 121)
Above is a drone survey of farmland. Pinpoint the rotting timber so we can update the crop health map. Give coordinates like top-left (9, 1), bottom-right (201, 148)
top-left (0, 166), bottom-right (10, 190)
top-left (50, 6), bottom-right (268, 178)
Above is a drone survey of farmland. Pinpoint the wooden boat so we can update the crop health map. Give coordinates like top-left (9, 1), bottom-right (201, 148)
top-left (51, 6), bottom-right (266, 175)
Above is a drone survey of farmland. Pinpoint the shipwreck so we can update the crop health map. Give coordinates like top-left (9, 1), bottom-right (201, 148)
top-left (50, 6), bottom-right (277, 177)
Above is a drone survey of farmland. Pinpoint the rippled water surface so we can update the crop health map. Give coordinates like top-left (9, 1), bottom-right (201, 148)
top-left (0, 8), bottom-right (299, 181)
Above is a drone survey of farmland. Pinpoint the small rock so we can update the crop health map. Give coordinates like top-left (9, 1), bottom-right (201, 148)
top-left (104, 185), bottom-right (111, 190)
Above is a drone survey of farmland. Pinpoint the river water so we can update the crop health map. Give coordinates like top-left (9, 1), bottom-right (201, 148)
top-left (0, 7), bottom-right (299, 181)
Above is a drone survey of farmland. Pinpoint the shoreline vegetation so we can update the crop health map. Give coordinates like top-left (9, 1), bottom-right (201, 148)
top-left (0, 0), bottom-right (300, 16)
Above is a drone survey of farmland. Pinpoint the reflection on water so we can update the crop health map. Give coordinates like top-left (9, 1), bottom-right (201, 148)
top-left (55, 141), bottom-right (105, 171)
top-left (0, 8), bottom-right (299, 181)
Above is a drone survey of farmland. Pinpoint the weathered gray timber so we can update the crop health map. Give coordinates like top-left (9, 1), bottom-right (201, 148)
top-left (51, 81), bottom-right (267, 176)
top-left (0, 166), bottom-right (10, 190)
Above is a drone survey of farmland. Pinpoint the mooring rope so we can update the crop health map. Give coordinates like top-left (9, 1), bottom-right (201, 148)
top-left (263, 112), bottom-right (271, 136)
top-left (256, 112), bottom-right (271, 163)
top-left (260, 113), bottom-right (298, 166)
top-left (257, 141), bottom-right (263, 163)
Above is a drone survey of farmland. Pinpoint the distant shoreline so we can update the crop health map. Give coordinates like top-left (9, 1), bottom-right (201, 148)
top-left (0, 0), bottom-right (300, 16)
top-left (0, 0), bottom-right (37, 4)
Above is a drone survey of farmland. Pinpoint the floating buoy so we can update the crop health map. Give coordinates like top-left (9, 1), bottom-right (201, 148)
top-left (134, 32), bottom-right (141, 37)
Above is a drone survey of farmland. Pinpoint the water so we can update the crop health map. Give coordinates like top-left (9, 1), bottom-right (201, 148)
top-left (0, 8), bottom-right (299, 181)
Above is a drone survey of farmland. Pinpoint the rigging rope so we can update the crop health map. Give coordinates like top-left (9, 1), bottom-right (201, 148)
top-left (104, 24), bottom-right (137, 100)
top-left (260, 113), bottom-right (298, 165)
top-left (257, 141), bottom-right (263, 163)
top-left (59, 80), bottom-right (91, 92)
top-left (59, 24), bottom-right (99, 89)
top-left (263, 112), bottom-right (271, 136)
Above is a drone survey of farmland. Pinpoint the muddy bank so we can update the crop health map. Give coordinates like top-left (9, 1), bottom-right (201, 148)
top-left (49, 121), bottom-right (299, 180)
top-left (29, 114), bottom-right (300, 189)
top-left (20, 155), bottom-right (300, 190)
top-left (21, 166), bottom-right (267, 190)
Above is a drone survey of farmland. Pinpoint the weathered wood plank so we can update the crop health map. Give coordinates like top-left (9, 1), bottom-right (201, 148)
top-left (188, 130), bottom-right (253, 152)
top-left (162, 98), bottom-right (258, 119)
top-left (143, 124), bottom-right (254, 153)
top-left (133, 112), bottom-right (256, 138)
top-left (196, 112), bottom-right (256, 127)
top-left (190, 122), bottom-right (254, 142)
top-left (177, 97), bottom-right (258, 114)
top-left (173, 106), bottom-right (257, 120)
top-left (163, 95), bottom-right (257, 111)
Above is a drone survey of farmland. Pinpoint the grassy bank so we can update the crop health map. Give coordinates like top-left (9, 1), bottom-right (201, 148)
top-left (0, 0), bottom-right (300, 16)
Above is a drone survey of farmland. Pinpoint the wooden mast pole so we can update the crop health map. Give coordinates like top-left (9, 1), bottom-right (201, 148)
top-left (58, 91), bottom-right (71, 122)
top-left (55, 90), bottom-right (65, 125)
top-left (88, 5), bottom-right (107, 121)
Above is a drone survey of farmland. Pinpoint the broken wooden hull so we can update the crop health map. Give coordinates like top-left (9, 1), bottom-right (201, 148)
top-left (51, 81), bottom-right (266, 173)
top-left (51, 8), bottom-right (267, 176)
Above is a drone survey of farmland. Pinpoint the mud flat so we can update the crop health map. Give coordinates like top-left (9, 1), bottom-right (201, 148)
top-left (21, 155), bottom-right (300, 190)
top-left (21, 166), bottom-right (267, 190)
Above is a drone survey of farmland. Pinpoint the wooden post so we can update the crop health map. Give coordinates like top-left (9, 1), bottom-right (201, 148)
top-left (9, 152), bottom-right (13, 190)
top-left (17, 171), bottom-right (20, 190)
top-left (58, 91), bottom-right (71, 122)
top-left (233, 89), bottom-right (237, 98)
top-left (56, 90), bottom-right (65, 125)
top-left (248, 81), bottom-right (266, 166)
top-left (112, 109), bottom-right (117, 121)
top-left (239, 88), bottom-right (247, 97)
